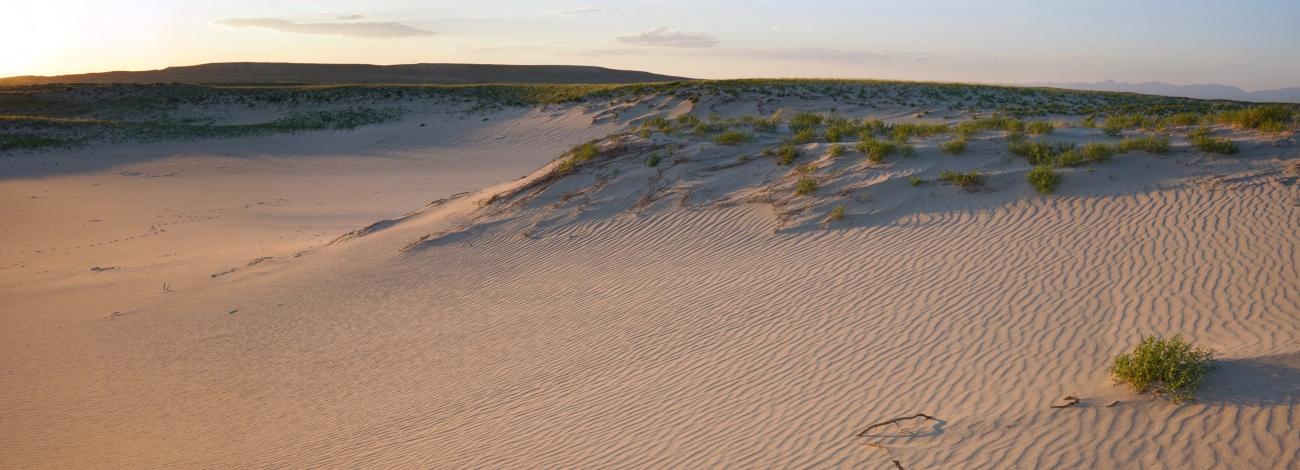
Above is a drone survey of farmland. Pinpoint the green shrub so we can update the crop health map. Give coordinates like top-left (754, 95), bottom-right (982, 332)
top-left (788, 128), bottom-right (818, 144)
top-left (1025, 164), bottom-right (1060, 194)
top-left (777, 144), bottom-right (800, 165)
top-left (909, 175), bottom-right (925, 186)
top-left (1117, 135), bottom-right (1170, 154)
top-left (1110, 335), bottom-right (1216, 403)
top-left (557, 142), bottom-right (599, 172)
top-left (741, 114), bottom-right (781, 132)
top-left (714, 130), bottom-right (752, 145)
top-left (796, 176), bottom-right (818, 195)
top-left (1216, 105), bottom-right (1293, 130)
top-left (1161, 112), bottom-right (1203, 128)
top-left (938, 170), bottom-right (983, 188)
top-left (891, 122), bottom-right (949, 141)
top-left (1009, 139), bottom-right (1073, 165)
top-left (646, 153), bottom-right (661, 167)
top-left (1026, 121), bottom-right (1055, 135)
top-left (828, 205), bottom-right (845, 221)
top-left (788, 112), bottom-right (823, 133)
top-left (1078, 142), bottom-right (1117, 161)
top-left (675, 114), bottom-right (701, 128)
top-left (1192, 135), bottom-right (1237, 154)
top-left (828, 143), bottom-right (845, 157)
top-left (940, 138), bottom-right (967, 154)
top-left (856, 137), bottom-right (899, 163)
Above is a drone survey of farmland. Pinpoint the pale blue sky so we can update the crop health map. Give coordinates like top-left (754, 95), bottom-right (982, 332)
top-left (5, 0), bottom-right (1297, 89)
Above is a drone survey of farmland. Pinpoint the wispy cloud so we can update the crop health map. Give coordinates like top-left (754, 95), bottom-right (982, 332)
top-left (769, 25), bottom-right (803, 34)
top-left (215, 18), bottom-right (434, 39)
top-left (337, 14), bottom-right (366, 20)
top-left (545, 6), bottom-right (605, 16)
top-left (617, 27), bottom-right (718, 48)
top-left (729, 47), bottom-right (909, 63)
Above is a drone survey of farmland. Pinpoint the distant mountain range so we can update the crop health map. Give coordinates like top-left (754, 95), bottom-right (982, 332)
top-left (0, 62), bottom-right (689, 85)
top-left (1024, 80), bottom-right (1300, 103)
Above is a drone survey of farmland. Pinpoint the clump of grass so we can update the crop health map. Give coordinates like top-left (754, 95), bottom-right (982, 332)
top-left (776, 144), bottom-right (801, 165)
top-left (788, 112), bottom-right (823, 133)
top-left (788, 128), bottom-right (818, 144)
top-left (1117, 135), bottom-right (1171, 154)
top-left (557, 142), bottom-right (599, 173)
top-left (1026, 121), bottom-right (1055, 135)
top-left (1008, 139), bottom-right (1073, 165)
top-left (827, 205), bottom-right (845, 221)
top-left (1079, 142), bottom-right (1117, 161)
top-left (938, 170), bottom-right (983, 188)
top-left (795, 176), bottom-right (818, 195)
top-left (1216, 105), bottom-right (1293, 131)
top-left (714, 130), bottom-right (752, 145)
top-left (741, 114), bottom-right (782, 132)
top-left (796, 163), bottom-right (817, 174)
top-left (953, 116), bottom-right (1024, 138)
top-left (856, 137), bottom-right (900, 163)
top-left (1025, 164), bottom-right (1060, 194)
top-left (1160, 112), bottom-right (1204, 128)
top-left (645, 153), bottom-right (661, 167)
top-left (891, 122), bottom-right (949, 141)
top-left (1192, 135), bottom-right (1238, 154)
top-left (909, 175), bottom-right (925, 186)
top-left (1187, 127), bottom-right (1212, 139)
top-left (1110, 334), bottom-right (1216, 403)
top-left (940, 138), bottom-right (967, 154)
top-left (828, 143), bottom-right (845, 158)
top-left (675, 114), bottom-right (701, 128)
top-left (640, 116), bottom-right (674, 134)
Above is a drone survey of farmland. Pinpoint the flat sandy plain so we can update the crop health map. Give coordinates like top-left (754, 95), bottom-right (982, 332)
top-left (1, 82), bottom-right (1297, 468)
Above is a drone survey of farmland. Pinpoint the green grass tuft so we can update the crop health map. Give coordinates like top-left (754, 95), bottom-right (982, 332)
top-left (940, 138), bottom-right (967, 154)
top-left (1025, 164), bottom-right (1060, 194)
top-left (938, 170), bottom-right (983, 188)
top-left (1110, 335), bottom-right (1216, 403)
top-left (776, 144), bottom-right (801, 165)
top-left (796, 176), bottom-right (818, 195)
top-left (714, 130), bottom-right (753, 145)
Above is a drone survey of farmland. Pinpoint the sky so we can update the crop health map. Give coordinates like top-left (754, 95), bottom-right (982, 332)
top-left (3, 0), bottom-right (1298, 90)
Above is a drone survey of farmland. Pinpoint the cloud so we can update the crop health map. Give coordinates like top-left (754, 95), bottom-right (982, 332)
top-left (769, 25), bottom-right (803, 34)
top-left (545, 6), bottom-right (604, 16)
top-left (617, 27), bottom-right (718, 48)
top-left (215, 18), bottom-right (434, 39)
top-left (338, 14), bottom-right (366, 20)
top-left (730, 47), bottom-right (906, 63)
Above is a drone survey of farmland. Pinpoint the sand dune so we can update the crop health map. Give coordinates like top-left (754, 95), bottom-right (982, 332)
top-left (1, 83), bottom-right (1298, 468)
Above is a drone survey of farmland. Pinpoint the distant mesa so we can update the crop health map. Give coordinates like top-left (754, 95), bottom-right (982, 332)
top-left (0, 62), bottom-right (691, 85)
top-left (1026, 80), bottom-right (1300, 104)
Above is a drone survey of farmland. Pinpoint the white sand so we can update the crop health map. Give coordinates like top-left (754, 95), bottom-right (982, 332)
top-left (2, 93), bottom-right (1298, 468)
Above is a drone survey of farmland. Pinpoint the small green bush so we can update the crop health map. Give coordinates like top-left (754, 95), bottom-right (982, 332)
top-left (827, 205), bottom-right (845, 221)
top-left (714, 130), bottom-right (752, 145)
top-left (828, 143), bottom-right (845, 158)
top-left (856, 137), bottom-right (899, 163)
top-left (1026, 121), bottom-right (1055, 135)
top-left (557, 142), bottom-right (599, 172)
top-left (788, 112), bottom-right (823, 133)
top-left (938, 170), bottom-right (983, 188)
top-left (1117, 135), bottom-right (1171, 154)
top-left (646, 153), bottom-right (661, 167)
top-left (788, 128), bottom-right (818, 144)
top-left (796, 176), bottom-right (818, 195)
top-left (777, 144), bottom-right (800, 165)
top-left (909, 175), bottom-right (925, 186)
top-left (940, 138), bottom-right (967, 154)
top-left (1110, 335), bottom-right (1216, 403)
top-left (1192, 133), bottom-right (1237, 154)
top-left (1025, 164), bottom-right (1060, 194)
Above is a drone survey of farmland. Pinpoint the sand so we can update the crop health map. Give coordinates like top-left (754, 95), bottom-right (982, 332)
top-left (2, 90), bottom-right (1298, 468)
